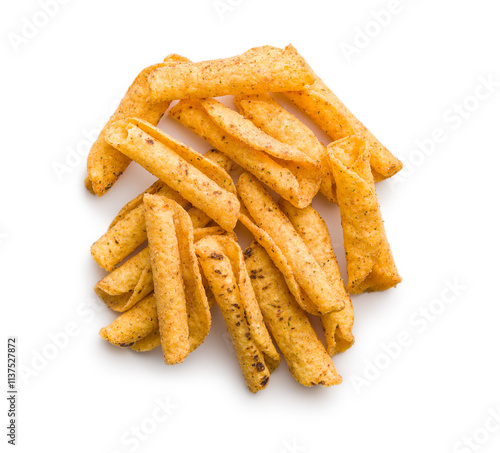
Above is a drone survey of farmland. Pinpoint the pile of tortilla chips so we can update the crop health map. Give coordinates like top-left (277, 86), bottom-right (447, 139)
top-left (87, 45), bottom-right (402, 393)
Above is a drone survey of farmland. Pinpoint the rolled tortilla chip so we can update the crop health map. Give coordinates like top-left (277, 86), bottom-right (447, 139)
top-left (327, 136), bottom-right (401, 294)
top-left (130, 330), bottom-right (161, 352)
top-left (237, 173), bottom-right (344, 315)
top-left (94, 247), bottom-right (153, 313)
top-left (238, 211), bottom-right (316, 315)
top-left (93, 148), bottom-right (234, 271)
top-left (180, 149), bottom-right (238, 227)
top-left (144, 195), bottom-right (211, 364)
top-left (278, 199), bottom-right (354, 355)
top-left (109, 180), bottom-right (163, 229)
top-left (282, 45), bottom-right (402, 180)
top-left (86, 54), bottom-right (189, 196)
top-left (243, 241), bottom-right (342, 386)
top-left (91, 180), bottom-right (188, 271)
top-left (148, 45), bottom-right (314, 103)
top-left (169, 98), bottom-right (321, 208)
top-left (145, 196), bottom-right (188, 364)
top-left (99, 294), bottom-right (158, 347)
top-left (234, 93), bottom-right (336, 202)
top-left (94, 150), bottom-right (234, 308)
top-left (196, 235), bottom-right (279, 393)
top-left (203, 148), bottom-right (239, 174)
top-left (94, 225), bottom-right (224, 312)
top-left (202, 98), bottom-right (320, 207)
top-left (105, 118), bottom-right (239, 231)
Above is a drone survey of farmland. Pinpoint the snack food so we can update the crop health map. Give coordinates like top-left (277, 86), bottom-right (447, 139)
top-left (328, 135), bottom-right (401, 294)
top-left (170, 98), bottom-right (321, 208)
top-left (278, 200), bottom-right (354, 355)
top-left (86, 54), bottom-right (189, 196)
top-left (234, 93), bottom-right (336, 202)
top-left (94, 247), bottom-right (153, 312)
top-left (283, 45), bottom-right (402, 180)
top-left (91, 180), bottom-right (188, 271)
top-left (237, 172), bottom-right (344, 315)
top-left (105, 118), bottom-right (239, 231)
top-left (196, 235), bottom-right (280, 392)
top-left (91, 148), bottom-right (234, 271)
top-left (130, 330), bottom-right (161, 352)
top-left (148, 46), bottom-right (315, 102)
top-left (93, 148), bottom-right (234, 311)
top-left (99, 294), bottom-right (158, 347)
top-left (144, 195), bottom-right (211, 364)
top-left (89, 44), bottom-right (402, 393)
top-left (244, 241), bottom-right (342, 386)
top-left (94, 225), bottom-right (224, 312)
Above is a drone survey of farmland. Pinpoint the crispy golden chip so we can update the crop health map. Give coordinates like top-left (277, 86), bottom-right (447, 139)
top-left (94, 225), bottom-right (224, 312)
top-left (148, 45), bottom-right (314, 103)
top-left (203, 148), bottom-right (239, 173)
top-left (130, 330), bottom-right (161, 352)
top-left (105, 118), bottom-right (239, 231)
top-left (109, 180), bottom-right (166, 228)
top-left (238, 201), bottom-right (320, 315)
top-left (94, 150), bottom-right (233, 306)
top-left (144, 195), bottom-right (211, 364)
top-left (238, 211), bottom-right (314, 314)
top-left (327, 136), bottom-right (401, 294)
top-left (99, 294), bottom-right (158, 347)
top-left (169, 98), bottom-right (321, 208)
top-left (186, 207), bottom-right (210, 230)
top-left (279, 199), bottom-right (354, 355)
top-left (234, 93), bottom-right (336, 202)
top-left (200, 98), bottom-right (320, 207)
top-left (86, 54), bottom-right (189, 196)
top-left (282, 45), bottom-right (402, 180)
top-left (144, 196), bottom-right (189, 364)
top-left (243, 241), bottom-right (342, 386)
top-left (196, 235), bottom-right (279, 393)
top-left (92, 148), bottom-right (234, 271)
top-left (237, 173), bottom-right (344, 315)
top-left (84, 176), bottom-right (95, 193)
top-left (91, 180), bottom-right (188, 271)
top-left (95, 247), bottom-right (153, 312)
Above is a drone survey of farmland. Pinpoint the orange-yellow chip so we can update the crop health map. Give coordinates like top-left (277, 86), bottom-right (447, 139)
top-left (170, 98), bottom-right (321, 208)
top-left (244, 241), bottom-right (342, 386)
top-left (327, 136), bottom-right (401, 294)
top-left (86, 54), bottom-right (189, 196)
top-left (235, 93), bottom-right (335, 202)
top-left (283, 45), bottom-right (402, 180)
top-left (99, 294), bottom-right (158, 347)
top-left (148, 45), bottom-right (314, 102)
top-left (196, 235), bottom-right (279, 392)
top-left (105, 118), bottom-right (239, 231)
top-left (279, 200), bottom-right (354, 355)
top-left (91, 180), bottom-right (188, 271)
top-left (237, 172), bottom-right (344, 315)
top-left (144, 195), bottom-right (211, 364)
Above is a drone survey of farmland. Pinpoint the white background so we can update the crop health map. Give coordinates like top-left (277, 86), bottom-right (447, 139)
top-left (2, 1), bottom-right (500, 452)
